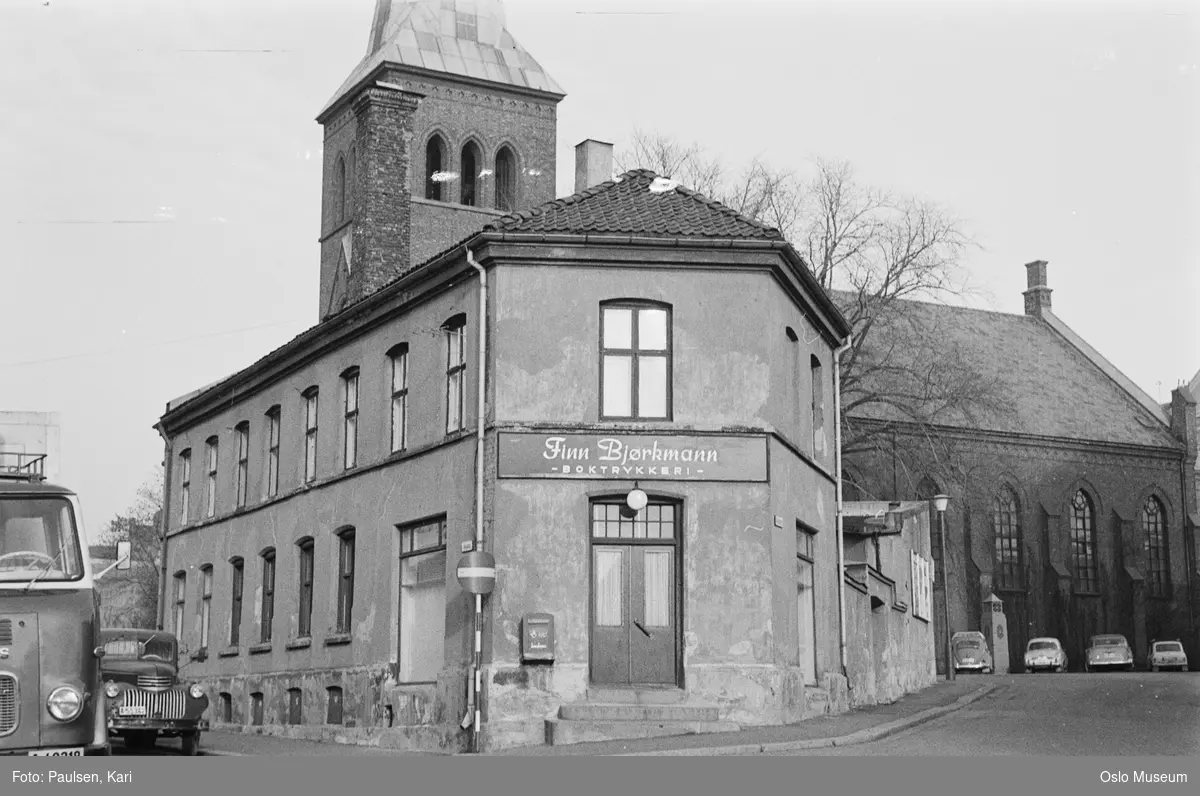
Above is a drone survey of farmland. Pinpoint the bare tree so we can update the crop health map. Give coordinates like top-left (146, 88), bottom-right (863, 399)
top-left (97, 467), bottom-right (162, 628)
top-left (618, 129), bottom-right (1013, 494)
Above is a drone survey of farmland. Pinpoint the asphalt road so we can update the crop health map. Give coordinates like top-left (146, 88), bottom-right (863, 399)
top-left (770, 671), bottom-right (1200, 755)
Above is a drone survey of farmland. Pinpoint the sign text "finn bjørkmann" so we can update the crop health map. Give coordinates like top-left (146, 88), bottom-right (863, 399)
top-left (497, 432), bottom-right (768, 482)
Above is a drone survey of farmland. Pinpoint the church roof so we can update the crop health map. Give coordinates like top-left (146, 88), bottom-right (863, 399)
top-left (321, 0), bottom-right (564, 116)
top-left (485, 169), bottom-right (785, 240)
top-left (837, 290), bottom-right (1180, 449)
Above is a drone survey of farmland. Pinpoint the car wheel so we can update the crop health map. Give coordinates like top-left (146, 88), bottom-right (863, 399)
top-left (1125, 664), bottom-right (1134, 672)
top-left (1184, 666), bottom-right (1189, 672)
top-left (1056, 665), bottom-right (1065, 673)
top-left (181, 732), bottom-right (200, 757)
top-left (1152, 665), bottom-right (1160, 672)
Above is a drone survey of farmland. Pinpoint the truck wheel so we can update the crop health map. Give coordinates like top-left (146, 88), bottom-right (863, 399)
top-left (181, 732), bottom-right (200, 756)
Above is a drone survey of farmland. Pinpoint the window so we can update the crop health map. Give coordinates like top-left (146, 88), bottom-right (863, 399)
top-left (810, 354), bottom-right (825, 457)
top-left (336, 529), bottom-right (356, 634)
top-left (199, 565), bottom-right (213, 653)
top-left (425, 134), bottom-right (445, 200)
top-left (341, 368), bottom-right (359, 470)
top-left (326, 687), bottom-right (344, 725)
top-left (173, 571), bottom-right (187, 640)
top-left (346, 145), bottom-right (356, 217)
top-left (265, 406), bottom-right (281, 498)
top-left (796, 524), bottom-right (817, 685)
top-left (287, 688), bottom-right (302, 726)
top-left (389, 344), bottom-right (409, 453)
top-left (444, 315), bottom-right (466, 434)
top-left (1070, 490), bottom-right (1098, 592)
top-left (179, 449), bottom-right (191, 524)
top-left (334, 154), bottom-right (346, 225)
top-left (235, 421), bottom-right (250, 508)
top-left (205, 436), bottom-right (219, 518)
top-left (230, 557), bottom-right (244, 646)
top-left (460, 141), bottom-right (481, 206)
top-left (1143, 496), bottom-right (1169, 597)
top-left (260, 549), bottom-right (276, 643)
top-left (297, 538), bottom-right (315, 638)
top-left (600, 302), bottom-right (671, 419)
top-left (250, 693), bottom-right (264, 726)
top-left (219, 692), bottom-right (233, 723)
top-left (494, 146), bottom-right (517, 211)
top-left (398, 517), bottom-right (447, 682)
top-left (303, 387), bottom-right (319, 483)
top-left (993, 486), bottom-right (1023, 590)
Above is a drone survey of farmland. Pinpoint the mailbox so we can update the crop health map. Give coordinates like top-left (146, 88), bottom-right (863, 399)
top-left (521, 613), bottom-right (555, 663)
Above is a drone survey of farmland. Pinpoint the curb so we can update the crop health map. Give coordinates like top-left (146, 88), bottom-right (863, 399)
top-left (198, 750), bottom-right (248, 757)
top-left (612, 684), bottom-right (998, 757)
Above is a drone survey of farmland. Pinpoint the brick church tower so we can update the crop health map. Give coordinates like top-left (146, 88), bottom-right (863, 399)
top-left (314, 0), bottom-right (565, 321)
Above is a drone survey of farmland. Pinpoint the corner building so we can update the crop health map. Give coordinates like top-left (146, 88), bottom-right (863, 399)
top-left (154, 0), bottom-right (853, 751)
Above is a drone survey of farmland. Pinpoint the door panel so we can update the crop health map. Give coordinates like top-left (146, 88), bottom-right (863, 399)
top-left (631, 546), bottom-right (676, 685)
top-left (591, 546), bottom-right (631, 685)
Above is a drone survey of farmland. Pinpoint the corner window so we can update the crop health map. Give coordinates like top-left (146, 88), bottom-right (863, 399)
top-left (178, 449), bottom-right (192, 524)
top-left (265, 406), bottom-right (281, 498)
top-left (444, 315), bottom-right (466, 434)
top-left (341, 368), bottom-right (359, 470)
top-left (389, 344), bottom-right (409, 453)
top-left (297, 538), bottom-right (315, 638)
top-left (235, 421), bottom-right (250, 508)
top-left (600, 302), bottom-right (671, 420)
top-left (303, 387), bottom-right (319, 483)
top-left (205, 436), bottom-right (219, 518)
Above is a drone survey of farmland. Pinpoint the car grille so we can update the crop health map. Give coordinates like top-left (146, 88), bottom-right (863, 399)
top-left (120, 688), bottom-right (186, 720)
top-left (0, 619), bottom-right (12, 645)
top-left (136, 674), bottom-right (173, 691)
top-left (0, 675), bottom-right (16, 736)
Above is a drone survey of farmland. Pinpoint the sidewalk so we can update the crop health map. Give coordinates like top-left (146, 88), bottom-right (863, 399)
top-left (489, 678), bottom-right (997, 756)
top-left (196, 678), bottom-right (995, 757)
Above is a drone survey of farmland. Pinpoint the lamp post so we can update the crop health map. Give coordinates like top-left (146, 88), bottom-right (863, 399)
top-left (933, 494), bottom-right (953, 681)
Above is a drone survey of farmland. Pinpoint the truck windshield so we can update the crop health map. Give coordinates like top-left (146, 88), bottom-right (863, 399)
top-left (0, 496), bottom-right (84, 583)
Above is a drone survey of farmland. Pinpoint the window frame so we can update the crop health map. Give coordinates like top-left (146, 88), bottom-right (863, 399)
top-left (444, 316), bottom-right (466, 434)
top-left (336, 528), bottom-right (356, 634)
top-left (230, 557), bottom-right (244, 647)
top-left (265, 405), bottom-right (281, 498)
top-left (205, 436), bottom-right (219, 518)
top-left (173, 571), bottom-right (187, 641)
top-left (494, 145), bottom-right (517, 212)
top-left (199, 564), bottom-right (213, 653)
top-left (179, 449), bottom-right (191, 525)
top-left (810, 354), bottom-right (824, 456)
top-left (1142, 496), bottom-right (1169, 598)
top-left (260, 549), bottom-right (276, 644)
top-left (397, 516), bottom-right (448, 683)
top-left (297, 538), bottom-right (315, 639)
top-left (303, 387), bottom-right (319, 483)
top-left (992, 485), bottom-right (1024, 591)
top-left (460, 140), bottom-right (482, 207)
top-left (341, 368), bottom-right (359, 470)
top-left (234, 421), bottom-right (250, 509)
top-left (599, 301), bottom-right (673, 421)
top-left (1070, 489), bottom-right (1098, 593)
top-left (389, 344), bottom-right (409, 453)
top-left (425, 134), bottom-right (446, 201)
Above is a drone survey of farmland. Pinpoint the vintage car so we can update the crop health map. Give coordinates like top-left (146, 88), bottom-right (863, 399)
top-left (1084, 634), bottom-right (1134, 672)
top-left (99, 629), bottom-right (208, 755)
top-left (951, 631), bottom-right (994, 674)
top-left (1024, 637), bottom-right (1067, 672)
top-left (1148, 640), bottom-right (1189, 672)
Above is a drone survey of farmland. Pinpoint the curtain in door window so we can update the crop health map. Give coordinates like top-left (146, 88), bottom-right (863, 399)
top-left (644, 549), bottom-right (671, 627)
top-left (399, 550), bottom-right (446, 682)
top-left (595, 548), bottom-right (623, 626)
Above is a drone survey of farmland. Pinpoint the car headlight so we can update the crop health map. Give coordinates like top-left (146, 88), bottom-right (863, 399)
top-left (47, 686), bottom-right (83, 721)
top-left (104, 682), bottom-right (120, 699)
top-left (189, 684), bottom-right (205, 700)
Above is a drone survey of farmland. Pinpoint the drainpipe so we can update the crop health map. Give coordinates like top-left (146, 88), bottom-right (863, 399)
top-left (833, 334), bottom-right (853, 680)
top-left (464, 248), bottom-right (487, 752)
top-left (154, 422), bottom-right (173, 632)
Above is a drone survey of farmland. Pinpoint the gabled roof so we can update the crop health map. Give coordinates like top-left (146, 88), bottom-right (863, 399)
top-left (321, 0), bottom-right (564, 117)
top-left (840, 291), bottom-right (1179, 448)
top-left (485, 169), bottom-right (785, 240)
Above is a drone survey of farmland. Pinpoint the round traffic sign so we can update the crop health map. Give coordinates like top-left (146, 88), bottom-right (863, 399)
top-left (457, 550), bottom-right (496, 595)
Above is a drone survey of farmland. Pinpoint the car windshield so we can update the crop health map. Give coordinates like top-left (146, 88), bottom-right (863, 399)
top-left (1093, 637), bottom-right (1125, 646)
top-left (0, 496), bottom-right (84, 583)
top-left (954, 640), bottom-right (982, 649)
top-left (1154, 642), bottom-right (1183, 652)
top-left (102, 634), bottom-right (177, 664)
top-left (1029, 641), bottom-right (1057, 651)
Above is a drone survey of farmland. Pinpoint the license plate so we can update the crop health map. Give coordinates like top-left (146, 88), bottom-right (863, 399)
top-left (118, 705), bottom-right (147, 717)
top-left (29, 748), bottom-right (83, 756)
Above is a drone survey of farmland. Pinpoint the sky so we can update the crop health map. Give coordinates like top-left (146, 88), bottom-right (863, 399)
top-left (1, 0), bottom-right (1197, 532)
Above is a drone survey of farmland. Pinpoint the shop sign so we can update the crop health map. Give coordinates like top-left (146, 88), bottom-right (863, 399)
top-left (497, 432), bottom-right (768, 482)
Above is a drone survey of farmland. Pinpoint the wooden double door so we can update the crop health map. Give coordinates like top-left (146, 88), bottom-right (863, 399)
top-left (589, 501), bottom-right (681, 687)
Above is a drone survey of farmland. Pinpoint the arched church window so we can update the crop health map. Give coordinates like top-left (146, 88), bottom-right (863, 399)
top-left (1070, 489), bottom-right (1098, 592)
top-left (425, 135), bottom-right (446, 201)
top-left (460, 141), bottom-right (482, 207)
top-left (494, 146), bottom-right (517, 212)
top-left (334, 154), bottom-right (346, 225)
top-left (992, 485), bottom-right (1022, 590)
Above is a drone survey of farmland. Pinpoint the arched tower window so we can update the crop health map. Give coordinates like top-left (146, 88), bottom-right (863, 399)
top-left (1142, 496), bottom-right (1168, 597)
top-left (346, 145), bottom-right (356, 217)
top-left (334, 155), bottom-right (346, 225)
top-left (494, 145), bottom-right (517, 212)
top-left (425, 135), bottom-right (446, 201)
top-left (1070, 490), bottom-right (1098, 592)
top-left (992, 485), bottom-right (1022, 590)
top-left (460, 141), bottom-right (482, 206)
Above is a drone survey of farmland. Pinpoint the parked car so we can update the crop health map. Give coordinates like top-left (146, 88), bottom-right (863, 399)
top-left (1148, 640), bottom-right (1189, 672)
top-left (1024, 637), bottom-right (1067, 672)
top-left (99, 628), bottom-right (209, 755)
top-left (951, 630), bottom-right (994, 674)
top-left (1084, 634), bottom-right (1134, 672)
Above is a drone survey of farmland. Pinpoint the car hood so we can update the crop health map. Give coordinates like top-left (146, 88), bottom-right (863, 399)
top-left (101, 658), bottom-right (177, 682)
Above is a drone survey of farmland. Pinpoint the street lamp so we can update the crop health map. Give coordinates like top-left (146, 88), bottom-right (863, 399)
top-left (933, 494), bottom-right (953, 681)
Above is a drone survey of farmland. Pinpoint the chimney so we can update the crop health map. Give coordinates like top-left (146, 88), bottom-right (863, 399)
top-left (1022, 260), bottom-right (1052, 318)
top-left (574, 139), bottom-right (614, 193)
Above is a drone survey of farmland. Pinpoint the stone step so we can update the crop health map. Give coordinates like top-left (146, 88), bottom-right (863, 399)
top-left (559, 703), bottom-right (720, 722)
top-left (585, 687), bottom-right (688, 704)
top-left (544, 717), bottom-right (741, 747)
